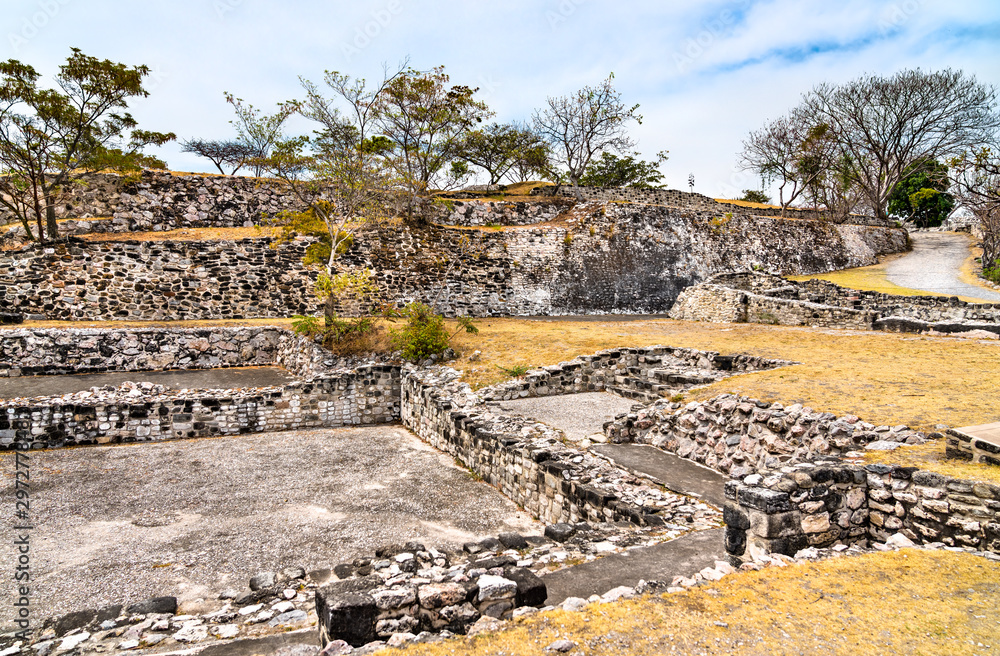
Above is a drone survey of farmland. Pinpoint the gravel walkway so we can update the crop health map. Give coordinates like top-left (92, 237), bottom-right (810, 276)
top-left (497, 392), bottom-right (639, 441)
top-left (0, 426), bottom-right (538, 626)
top-left (886, 232), bottom-right (1000, 302)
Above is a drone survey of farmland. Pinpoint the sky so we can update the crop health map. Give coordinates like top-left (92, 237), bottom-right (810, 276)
top-left (4, 0), bottom-right (1000, 198)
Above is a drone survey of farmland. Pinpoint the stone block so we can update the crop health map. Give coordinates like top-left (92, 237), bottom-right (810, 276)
top-left (749, 510), bottom-right (802, 539)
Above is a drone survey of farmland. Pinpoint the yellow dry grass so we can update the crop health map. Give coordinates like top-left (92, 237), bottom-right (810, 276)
top-left (77, 226), bottom-right (283, 243)
top-left (863, 441), bottom-right (1000, 486)
top-left (396, 549), bottom-right (1000, 656)
top-left (715, 197), bottom-right (784, 210)
top-left (449, 318), bottom-right (1000, 431)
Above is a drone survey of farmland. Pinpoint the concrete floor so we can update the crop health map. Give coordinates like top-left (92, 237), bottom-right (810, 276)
top-left (0, 426), bottom-right (538, 626)
top-left (497, 392), bottom-right (639, 441)
top-left (0, 366), bottom-right (298, 399)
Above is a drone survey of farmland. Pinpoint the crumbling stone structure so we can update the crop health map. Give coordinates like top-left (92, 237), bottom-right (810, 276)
top-left (670, 271), bottom-right (1000, 334)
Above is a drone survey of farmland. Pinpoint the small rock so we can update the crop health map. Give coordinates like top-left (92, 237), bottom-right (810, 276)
top-left (272, 601), bottom-right (295, 613)
top-left (218, 589), bottom-right (239, 600)
top-left (211, 625), bottom-right (240, 639)
top-left (141, 635), bottom-right (167, 647)
top-left (320, 640), bottom-right (353, 656)
top-left (386, 633), bottom-right (417, 647)
top-left (498, 532), bottom-right (528, 550)
top-left (268, 610), bottom-right (309, 627)
top-left (117, 640), bottom-right (140, 651)
top-left (172, 625), bottom-right (209, 643)
top-left (467, 615), bottom-right (506, 637)
top-left (546, 639), bottom-right (576, 652)
top-left (250, 572), bottom-right (276, 591)
top-left (281, 566), bottom-right (307, 581)
top-left (544, 523), bottom-right (576, 542)
top-left (886, 533), bottom-right (915, 549)
top-left (125, 596), bottom-right (177, 616)
top-left (57, 633), bottom-right (90, 652)
top-left (559, 597), bottom-right (588, 612)
top-left (238, 603), bottom-right (263, 616)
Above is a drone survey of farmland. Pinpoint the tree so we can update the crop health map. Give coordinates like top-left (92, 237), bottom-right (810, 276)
top-left (738, 189), bottom-right (771, 204)
top-left (738, 113), bottom-right (836, 216)
top-left (257, 65), bottom-right (406, 324)
top-left (0, 49), bottom-right (175, 242)
top-left (223, 93), bottom-right (297, 177)
top-left (951, 146), bottom-right (1000, 277)
top-left (375, 66), bottom-right (492, 216)
top-left (798, 69), bottom-right (1000, 222)
top-left (578, 151), bottom-right (668, 188)
top-left (459, 122), bottom-right (543, 186)
top-left (532, 74), bottom-right (641, 187)
top-left (179, 138), bottom-right (257, 175)
top-left (887, 159), bottom-right (955, 228)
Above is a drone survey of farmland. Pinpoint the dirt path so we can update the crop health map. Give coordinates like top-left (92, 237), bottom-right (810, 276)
top-left (886, 232), bottom-right (1000, 302)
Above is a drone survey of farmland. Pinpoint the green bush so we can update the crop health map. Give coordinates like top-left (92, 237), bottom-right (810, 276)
top-left (391, 303), bottom-right (451, 360)
top-left (389, 302), bottom-right (479, 361)
top-left (984, 265), bottom-right (1000, 284)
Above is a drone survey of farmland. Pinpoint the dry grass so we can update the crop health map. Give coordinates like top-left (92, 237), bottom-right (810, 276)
top-left (397, 549), bottom-right (1000, 656)
top-left (77, 226), bottom-right (283, 243)
top-left (449, 318), bottom-right (1000, 432)
top-left (863, 441), bottom-right (1000, 486)
top-left (715, 197), bottom-right (784, 210)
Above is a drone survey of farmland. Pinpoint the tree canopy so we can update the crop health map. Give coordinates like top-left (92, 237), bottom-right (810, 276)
top-left (532, 74), bottom-right (641, 187)
top-left (887, 159), bottom-right (955, 228)
top-left (0, 48), bottom-right (175, 241)
top-left (578, 151), bottom-right (667, 188)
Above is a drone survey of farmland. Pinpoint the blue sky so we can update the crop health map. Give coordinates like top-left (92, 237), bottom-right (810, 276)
top-left (5, 0), bottom-right (1000, 198)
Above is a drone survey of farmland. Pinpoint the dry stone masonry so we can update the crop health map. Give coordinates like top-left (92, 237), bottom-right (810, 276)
top-left (670, 271), bottom-right (1000, 335)
top-left (1, 203), bottom-right (908, 321)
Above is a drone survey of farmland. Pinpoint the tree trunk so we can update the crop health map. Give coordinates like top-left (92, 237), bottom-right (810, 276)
top-left (324, 294), bottom-right (337, 327)
top-left (44, 191), bottom-right (59, 241)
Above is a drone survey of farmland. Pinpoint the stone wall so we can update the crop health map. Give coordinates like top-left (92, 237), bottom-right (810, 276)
top-left (724, 461), bottom-right (1000, 564)
top-left (0, 327), bottom-right (399, 450)
top-left (1, 204), bottom-right (908, 321)
top-left (429, 199), bottom-right (572, 226)
top-left (478, 346), bottom-right (786, 403)
top-left (946, 428), bottom-right (1000, 466)
top-left (0, 173), bottom-right (122, 227)
top-left (531, 186), bottom-right (896, 227)
top-left (603, 394), bottom-right (929, 478)
top-left (401, 367), bottom-right (721, 527)
top-left (670, 272), bottom-right (1000, 333)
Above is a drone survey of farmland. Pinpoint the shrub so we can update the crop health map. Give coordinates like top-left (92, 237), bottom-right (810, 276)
top-left (984, 265), bottom-right (1000, 284)
top-left (390, 302), bottom-right (479, 361)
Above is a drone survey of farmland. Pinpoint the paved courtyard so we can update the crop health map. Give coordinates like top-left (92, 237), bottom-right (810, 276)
top-left (0, 426), bottom-right (538, 626)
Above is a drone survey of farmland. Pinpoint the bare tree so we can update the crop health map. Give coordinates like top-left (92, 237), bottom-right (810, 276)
top-left (223, 93), bottom-right (297, 177)
top-left (951, 146), bottom-right (1000, 275)
top-left (799, 69), bottom-right (1000, 221)
top-left (179, 138), bottom-right (256, 175)
top-left (739, 112), bottom-right (836, 216)
top-left (532, 74), bottom-right (641, 187)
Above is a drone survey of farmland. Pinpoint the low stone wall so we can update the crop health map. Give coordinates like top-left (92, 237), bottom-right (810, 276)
top-left (401, 368), bottom-right (722, 526)
top-left (603, 394), bottom-right (929, 478)
top-left (668, 283), bottom-right (879, 330)
top-left (0, 327), bottom-right (400, 449)
top-left (315, 547), bottom-right (546, 646)
top-left (531, 185), bottom-right (896, 226)
top-left (478, 346), bottom-right (786, 403)
top-left (670, 271), bottom-right (1000, 332)
top-left (724, 461), bottom-right (1000, 563)
top-left (946, 428), bottom-right (1000, 466)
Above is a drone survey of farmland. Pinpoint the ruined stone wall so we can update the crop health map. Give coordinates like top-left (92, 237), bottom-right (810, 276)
top-left (603, 394), bottom-right (929, 478)
top-left (400, 367), bottom-right (719, 528)
top-left (0, 173), bottom-right (122, 227)
top-left (0, 327), bottom-right (400, 449)
top-left (946, 428), bottom-right (1000, 466)
top-left (1, 204), bottom-right (908, 321)
top-left (724, 462), bottom-right (1000, 563)
top-left (532, 186), bottom-right (897, 227)
top-left (670, 272), bottom-right (1000, 332)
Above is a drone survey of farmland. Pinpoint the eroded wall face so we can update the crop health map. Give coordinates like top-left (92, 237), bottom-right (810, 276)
top-left (1, 204), bottom-right (907, 321)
